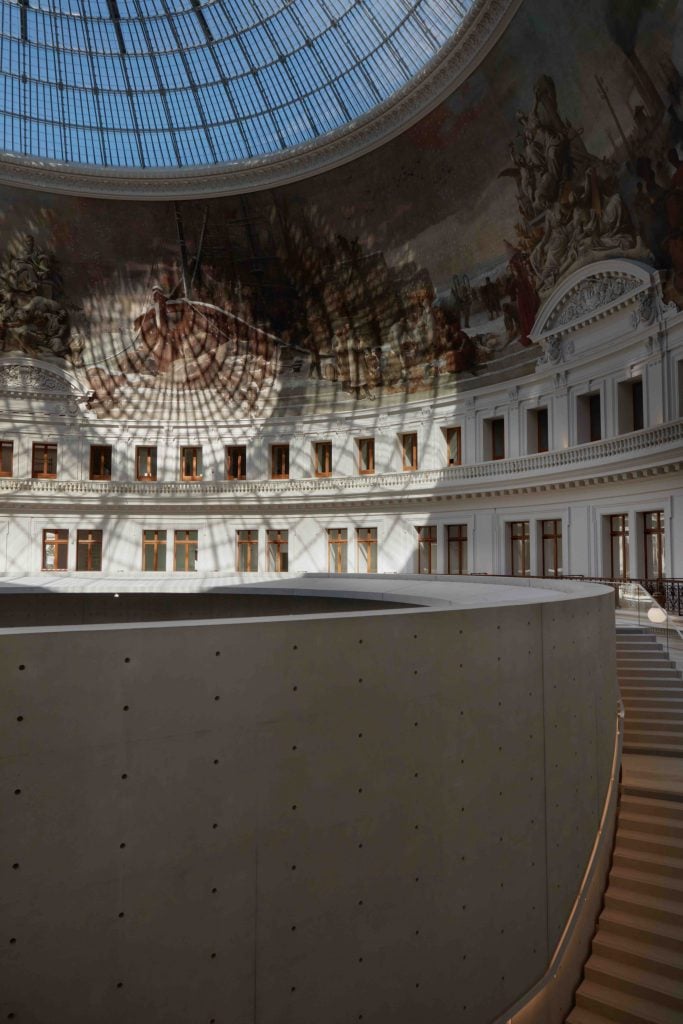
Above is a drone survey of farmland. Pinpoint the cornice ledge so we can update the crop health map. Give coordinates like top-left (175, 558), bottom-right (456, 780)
top-left (0, 0), bottom-right (524, 200)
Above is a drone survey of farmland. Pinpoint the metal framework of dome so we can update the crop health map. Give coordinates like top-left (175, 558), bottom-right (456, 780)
top-left (0, 0), bottom-right (474, 170)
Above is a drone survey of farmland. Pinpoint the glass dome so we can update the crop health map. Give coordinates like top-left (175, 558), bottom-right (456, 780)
top-left (0, 0), bottom-right (474, 170)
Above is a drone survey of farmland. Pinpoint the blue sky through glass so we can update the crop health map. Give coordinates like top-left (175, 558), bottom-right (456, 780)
top-left (0, 0), bottom-right (473, 168)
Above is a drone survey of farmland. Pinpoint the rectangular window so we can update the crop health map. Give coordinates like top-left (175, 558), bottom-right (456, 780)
top-left (401, 432), bottom-right (418, 471)
top-left (142, 530), bottom-right (167, 572)
top-left (271, 444), bottom-right (289, 480)
top-left (643, 511), bottom-right (665, 579)
top-left (328, 528), bottom-right (348, 573)
top-left (89, 445), bottom-right (112, 481)
top-left (180, 446), bottom-right (203, 481)
top-left (445, 427), bottom-right (462, 466)
top-left (42, 529), bottom-right (68, 571)
top-left (236, 529), bottom-right (259, 572)
top-left (136, 446), bottom-right (157, 481)
top-left (357, 527), bottom-right (378, 573)
top-left (32, 443), bottom-right (57, 479)
top-left (617, 378), bottom-right (644, 433)
top-left (267, 529), bottom-right (289, 572)
top-left (527, 408), bottom-right (549, 454)
top-left (578, 392), bottom-right (601, 443)
top-left (491, 418), bottom-right (505, 460)
top-left (541, 520), bottom-right (562, 578)
top-left (609, 514), bottom-right (629, 579)
top-left (416, 525), bottom-right (437, 574)
top-left (174, 529), bottom-right (198, 571)
top-left (509, 521), bottom-right (530, 577)
top-left (76, 529), bottom-right (103, 571)
top-left (226, 445), bottom-right (247, 480)
top-left (446, 524), bottom-right (467, 575)
top-left (0, 440), bottom-right (13, 477)
top-left (314, 441), bottom-right (332, 477)
top-left (357, 437), bottom-right (375, 475)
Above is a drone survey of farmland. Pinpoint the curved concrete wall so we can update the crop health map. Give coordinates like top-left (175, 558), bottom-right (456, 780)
top-left (0, 577), bottom-right (618, 1024)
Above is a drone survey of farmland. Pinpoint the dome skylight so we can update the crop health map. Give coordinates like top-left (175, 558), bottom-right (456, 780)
top-left (0, 0), bottom-right (474, 170)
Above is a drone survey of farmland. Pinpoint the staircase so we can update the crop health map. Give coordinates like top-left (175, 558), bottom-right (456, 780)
top-left (567, 627), bottom-right (683, 1023)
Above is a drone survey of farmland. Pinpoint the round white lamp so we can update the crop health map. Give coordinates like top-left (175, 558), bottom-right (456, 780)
top-left (647, 606), bottom-right (668, 624)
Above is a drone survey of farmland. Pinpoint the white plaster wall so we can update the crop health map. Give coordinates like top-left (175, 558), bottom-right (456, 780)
top-left (0, 582), bottom-right (617, 1024)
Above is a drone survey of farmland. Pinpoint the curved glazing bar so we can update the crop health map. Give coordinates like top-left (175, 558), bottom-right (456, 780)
top-left (0, 0), bottom-right (473, 168)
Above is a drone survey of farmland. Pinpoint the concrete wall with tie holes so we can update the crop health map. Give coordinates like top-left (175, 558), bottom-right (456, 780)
top-left (0, 581), bottom-right (617, 1024)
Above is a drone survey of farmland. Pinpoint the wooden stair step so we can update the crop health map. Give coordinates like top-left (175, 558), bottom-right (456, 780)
top-left (613, 845), bottom-right (683, 880)
top-left (566, 1007), bottom-right (615, 1024)
top-left (620, 795), bottom-right (683, 821)
top-left (609, 865), bottom-right (683, 902)
top-left (585, 954), bottom-right (683, 1009)
top-left (592, 930), bottom-right (683, 981)
top-left (575, 979), bottom-right (683, 1023)
top-left (599, 907), bottom-right (683, 952)
top-left (616, 827), bottom-right (683, 858)
top-left (605, 885), bottom-right (683, 927)
top-left (618, 810), bottom-right (683, 837)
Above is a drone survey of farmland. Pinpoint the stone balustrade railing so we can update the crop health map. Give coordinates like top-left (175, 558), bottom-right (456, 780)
top-left (0, 420), bottom-right (681, 503)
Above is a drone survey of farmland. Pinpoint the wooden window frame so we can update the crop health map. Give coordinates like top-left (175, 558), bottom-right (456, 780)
top-left (42, 529), bottom-right (68, 571)
top-left (357, 437), bottom-right (375, 475)
top-left (541, 519), bottom-right (562, 578)
top-left (174, 529), bottom-right (198, 572)
top-left (267, 529), bottom-right (289, 572)
top-left (225, 445), bottom-right (247, 481)
top-left (89, 445), bottom-right (112, 481)
top-left (416, 525), bottom-right (437, 574)
top-left (76, 529), bottom-right (103, 571)
top-left (445, 427), bottom-right (462, 467)
top-left (509, 521), bottom-right (530, 577)
top-left (180, 446), bottom-right (203, 482)
top-left (609, 514), bottom-right (629, 580)
top-left (327, 528), bottom-right (348, 573)
top-left (446, 524), bottom-right (467, 575)
top-left (314, 441), bottom-right (333, 478)
top-left (356, 527), bottom-right (378, 573)
top-left (236, 529), bottom-right (259, 572)
top-left (32, 443), bottom-right (58, 479)
top-left (401, 432), bottom-right (418, 472)
top-left (136, 445), bottom-right (157, 482)
top-left (142, 529), bottom-right (167, 572)
top-left (0, 440), bottom-right (13, 477)
top-left (271, 444), bottom-right (290, 480)
top-left (643, 511), bottom-right (664, 579)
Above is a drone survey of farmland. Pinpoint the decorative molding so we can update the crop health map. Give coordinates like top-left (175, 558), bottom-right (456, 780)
top-left (547, 275), bottom-right (641, 331)
top-left (0, 0), bottom-right (523, 200)
top-left (0, 358), bottom-right (85, 415)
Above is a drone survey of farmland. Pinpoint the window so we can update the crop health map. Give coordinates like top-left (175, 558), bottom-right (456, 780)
top-left (357, 527), bottom-right (378, 573)
top-left (236, 530), bottom-right (258, 572)
top-left (509, 521), bottom-right (530, 577)
top-left (136, 446), bottom-right (157, 481)
top-left (609, 514), bottom-right (629, 579)
top-left (445, 427), bottom-right (462, 466)
top-left (541, 520), bottom-right (562, 578)
top-left (226, 445), bottom-right (247, 480)
top-left (271, 444), bottom-right (289, 480)
top-left (89, 445), bottom-right (112, 481)
top-left (76, 529), bottom-right (103, 571)
top-left (267, 529), bottom-right (289, 572)
top-left (617, 378), bottom-right (644, 433)
top-left (485, 417), bottom-right (505, 460)
top-left (401, 432), bottom-right (418, 471)
top-left (42, 529), bottom-right (68, 570)
top-left (577, 392), bottom-right (601, 443)
top-left (527, 408), bottom-right (548, 454)
top-left (180, 446), bottom-right (202, 481)
top-left (142, 530), bottom-right (167, 572)
top-left (417, 525), bottom-right (437, 574)
top-left (328, 528), bottom-right (348, 573)
top-left (446, 524), bottom-right (467, 575)
top-left (643, 511), bottom-right (665, 579)
top-left (174, 530), bottom-right (198, 571)
top-left (0, 440), bottom-right (13, 477)
top-left (32, 443), bottom-right (57, 479)
top-left (357, 437), bottom-right (375, 475)
top-left (314, 441), bottom-right (332, 477)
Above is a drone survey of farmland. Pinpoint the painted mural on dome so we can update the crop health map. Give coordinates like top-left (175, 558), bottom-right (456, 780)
top-left (0, 0), bottom-right (681, 420)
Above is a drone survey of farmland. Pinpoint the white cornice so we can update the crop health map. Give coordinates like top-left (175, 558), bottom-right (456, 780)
top-left (0, 0), bottom-right (523, 201)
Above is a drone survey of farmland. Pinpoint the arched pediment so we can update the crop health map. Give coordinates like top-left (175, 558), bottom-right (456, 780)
top-left (0, 357), bottom-right (86, 407)
top-left (529, 260), bottom-right (657, 343)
